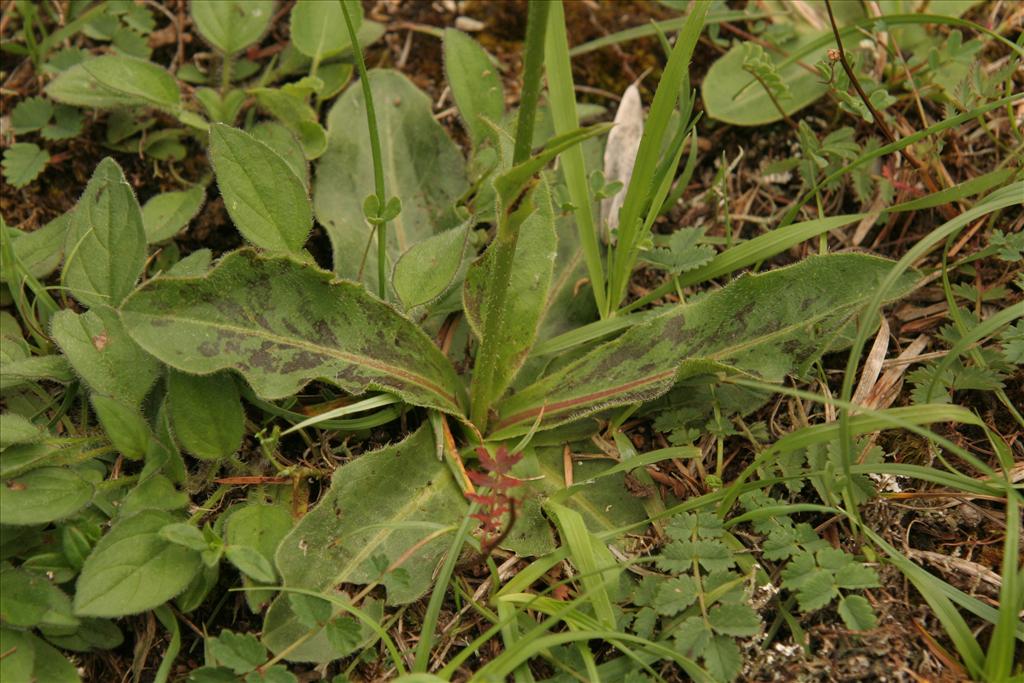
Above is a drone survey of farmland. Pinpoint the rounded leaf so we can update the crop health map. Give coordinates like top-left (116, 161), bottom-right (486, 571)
top-left (0, 467), bottom-right (94, 526)
top-left (74, 510), bottom-right (202, 617)
top-left (209, 124), bottom-right (312, 253)
top-left (191, 0), bottom-right (274, 55)
top-left (167, 370), bottom-right (244, 461)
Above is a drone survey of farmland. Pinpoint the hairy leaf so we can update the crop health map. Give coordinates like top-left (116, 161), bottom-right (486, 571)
top-left (167, 370), bottom-right (244, 460)
top-left (91, 394), bottom-right (150, 460)
top-left (74, 510), bottom-right (202, 617)
top-left (392, 221), bottom-right (471, 310)
top-left (208, 124), bottom-right (312, 253)
top-left (121, 249), bottom-right (464, 413)
top-left (0, 467), bottom-right (93, 525)
top-left (465, 182), bottom-right (557, 416)
top-left (47, 55), bottom-right (178, 110)
top-left (80, 54), bottom-right (181, 109)
top-left (315, 70), bottom-right (467, 283)
top-left (443, 28), bottom-right (504, 148)
top-left (142, 186), bottom-right (206, 243)
top-left (0, 566), bottom-right (78, 628)
top-left (50, 306), bottom-right (160, 407)
top-left (264, 426), bottom-right (466, 662)
top-left (2, 211), bottom-right (69, 283)
top-left (0, 413), bottom-right (44, 449)
top-left (492, 254), bottom-right (914, 438)
top-left (250, 122), bottom-right (309, 186)
top-left (62, 157), bottom-right (146, 308)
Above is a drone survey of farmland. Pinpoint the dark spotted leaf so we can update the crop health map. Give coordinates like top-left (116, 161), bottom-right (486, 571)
top-left (263, 426), bottom-right (466, 662)
top-left (121, 249), bottom-right (464, 414)
top-left (464, 182), bottom-right (557, 417)
top-left (491, 254), bottom-right (915, 438)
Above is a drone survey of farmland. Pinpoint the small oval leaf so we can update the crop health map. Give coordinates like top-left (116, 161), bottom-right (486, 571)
top-left (190, 0), bottom-right (274, 55)
top-left (209, 124), bottom-right (312, 253)
top-left (0, 467), bottom-right (94, 526)
top-left (74, 510), bottom-right (202, 617)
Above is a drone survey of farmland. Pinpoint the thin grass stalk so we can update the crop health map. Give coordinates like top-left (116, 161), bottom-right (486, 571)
top-left (340, 0), bottom-right (388, 299)
top-left (834, 182), bottom-right (1022, 525)
top-left (983, 463), bottom-right (1023, 679)
top-left (411, 506), bottom-right (478, 673)
top-left (544, 0), bottom-right (608, 317)
top-left (512, 2), bottom-right (550, 166)
top-left (469, 1), bottom-right (549, 428)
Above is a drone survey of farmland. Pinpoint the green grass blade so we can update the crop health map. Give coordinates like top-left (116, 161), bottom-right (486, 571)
top-left (983, 451), bottom-right (1023, 679)
top-left (545, 502), bottom-right (618, 628)
top-left (607, 0), bottom-right (709, 310)
top-left (569, 10), bottom-right (770, 56)
top-left (886, 168), bottom-right (1016, 213)
top-left (863, 529), bottom-right (986, 676)
top-left (471, 629), bottom-right (712, 682)
top-left (544, 0), bottom-right (607, 316)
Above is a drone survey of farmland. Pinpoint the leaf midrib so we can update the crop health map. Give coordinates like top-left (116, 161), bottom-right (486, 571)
top-left (315, 480), bottom-right (440, 590)
top-left (497, 299), bottom-right (865, 430)
top-left (126, 311), bottom-right (459, 410)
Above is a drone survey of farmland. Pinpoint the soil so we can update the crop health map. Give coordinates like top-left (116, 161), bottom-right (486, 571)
top-left (2, 1), bottom-right (1021, 681)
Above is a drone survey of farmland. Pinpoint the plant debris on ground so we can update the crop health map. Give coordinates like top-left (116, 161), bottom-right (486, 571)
top-left (0, 1), bottom-right (1021, 682)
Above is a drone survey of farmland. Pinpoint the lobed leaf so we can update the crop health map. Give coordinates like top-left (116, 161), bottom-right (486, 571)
top-left (1, 143), bottom-right (49, 188)
top-left (121, 249), bottom-right (465, 414)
